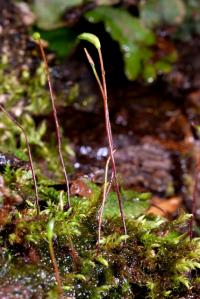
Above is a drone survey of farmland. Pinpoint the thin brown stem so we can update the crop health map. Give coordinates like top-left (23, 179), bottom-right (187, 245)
top-left (37, 40), bottom-right (70, 209)
top-left (97, 49), bottom-right (127, 236)
top-left (49, 242), bottom-right (62, 294)
top-left (98, 50), bottom-right (108, 99)
top-left (189, 159), bottom-right (200, 239)
top-left (84, 49), bottom-right (104, 96)
top-left (0, 105), bottom-right (40, 214)
top-left (84, 48), bottom-right (127, 236)
top-left (97, 152), bottom-right (113, 246)
top-left (105, 169), bottom-right (114, 199)
top-left (68, 236), bottom-right (80, 269)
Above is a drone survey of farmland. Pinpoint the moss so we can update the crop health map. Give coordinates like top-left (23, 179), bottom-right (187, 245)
top-left (0, 56), bottom-right (76, 181)
top-left (0, 34), bottom-right (200, 299)
top-left (0, 167), bottom-right (200, 298)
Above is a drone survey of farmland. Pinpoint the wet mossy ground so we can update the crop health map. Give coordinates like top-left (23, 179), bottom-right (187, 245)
top-left (1, 1), bottom-right (200, 298)
top-left (0, 167), bottom-right (200, 298)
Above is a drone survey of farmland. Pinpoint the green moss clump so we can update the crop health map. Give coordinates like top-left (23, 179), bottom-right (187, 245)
top-left (0, 168), bottom-right (200, 298)
top-left (0, 57), bottom-right (76, 180)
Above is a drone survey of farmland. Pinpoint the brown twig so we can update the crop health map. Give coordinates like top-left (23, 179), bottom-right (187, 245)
top-left (0, 105), bottom-right (40, 214)
top-left (37, 40), bottom-right (70, 209)
top-left (189, 159), bottom-right (200, 239)
top-left (189, 122), bottom-right (200, 239)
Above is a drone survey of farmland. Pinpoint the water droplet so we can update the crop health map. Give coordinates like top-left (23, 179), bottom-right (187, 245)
top-left (80, 146), bottom-right (92, 155)
top-left (96, 147), bottom-right (108, 160)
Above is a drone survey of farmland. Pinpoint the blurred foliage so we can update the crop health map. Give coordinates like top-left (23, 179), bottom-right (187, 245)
top-left (38, 28), bottom-right (77, 58)
top-left (32, 0), bottom-right (121, 29)
top-left (85, 6), bottom-right (178, 81)
top-left (0, 57), bottom-right (75, 180)
top-left (0, 55), bottom-right (79, 114)
top-left (85, 7), bottom-right (155, 81)
top-left (175, 0), bottom-right (200, 39)
top-left (0, 59), bottom-right (50, 114)
top-left (140, 0), bottom-right (186, 28)
top-left (29, 0), bottom-right (195, 82)
top-left (26, 0), bottom-right (200, 81)
top-left (32, 0), bottom-right (84, 29)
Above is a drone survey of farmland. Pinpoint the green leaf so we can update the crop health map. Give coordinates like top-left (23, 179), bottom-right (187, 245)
top-left (118, 235), bottom-right (129, 242)
top-left (173, 275), bottom-right (190, 289)
top-left (78, 33), bottom-right (101, 49)
top-left (123, 45), bottom-right (141, 80)
top-left (33, 0), bottom-right (83, 29)
top-left (75, 274), bottom-right (86, 281)
top-left (143, 64), bottom-right (157, 83)
top-left (96, 0), bottom-right (120, 4)
top-left (96, 256), bottom-right (109, 267)
top-left (86, 7), bottom-right (155, 45)
top-left (140, 0), bottom-right (186, 28)
top-left (104, 190), bottom-right (150, 219)
top-left (155, 61), bottom-right (173, 74)
top-left (38, 28), bottom-right (77, 58)
top-left (85, 7), bottom-right (155, 81)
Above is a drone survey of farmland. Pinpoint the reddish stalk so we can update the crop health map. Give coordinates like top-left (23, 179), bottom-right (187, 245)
top-left (68, 236), bottom-right (80, 269)
top-left (105, 170), bottom-right (114, 199)
top-left (0, 104), bottom-right (40, 214)
top-left (48, 239), bottom-right (62, 294)
top-left (47, 219), bottom-right (62, 294)
top-left (37, 40), bottom-right (70, 209)
top-left (97, 49), bottom-right (127, 235)
top-left (84, 48), bottom-right (127, 236)
top-left (97, 153), bottom-right (113, 246)
top-left (189, 158), bottom-right (200, 239)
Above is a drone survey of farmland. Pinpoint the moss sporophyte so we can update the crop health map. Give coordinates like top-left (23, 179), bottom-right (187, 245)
top-left (33, 32), bottom-right (70, 209)
top-left (0, 30), bottom-right (200, 298)
top-left (79, 33), bottom-right (127, 239)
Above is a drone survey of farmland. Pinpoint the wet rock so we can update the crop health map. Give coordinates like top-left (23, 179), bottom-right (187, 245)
top-left (0, 282), bottom-right (41, 299)
top-left (115, 141), bottom-right (174, 194)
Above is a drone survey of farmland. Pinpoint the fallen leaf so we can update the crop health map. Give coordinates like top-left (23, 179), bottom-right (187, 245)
top-left (147, 196), bottom-right (182, 218)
